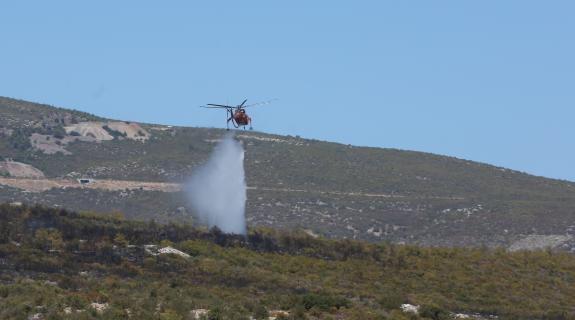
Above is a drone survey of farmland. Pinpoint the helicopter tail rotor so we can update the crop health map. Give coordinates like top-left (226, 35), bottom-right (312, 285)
top-left (244, 99), bottom-right (277, 108)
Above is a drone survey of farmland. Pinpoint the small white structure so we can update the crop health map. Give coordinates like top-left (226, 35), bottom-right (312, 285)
top-left (78, 178), bottom-right (95, 185)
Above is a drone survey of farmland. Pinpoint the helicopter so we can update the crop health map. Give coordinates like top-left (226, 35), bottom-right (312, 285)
top-left (201, 99), bottom-right (274, 130)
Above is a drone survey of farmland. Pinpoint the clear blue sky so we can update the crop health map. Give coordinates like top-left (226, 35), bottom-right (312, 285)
top-left (1, 1), bottom-right (574, 181)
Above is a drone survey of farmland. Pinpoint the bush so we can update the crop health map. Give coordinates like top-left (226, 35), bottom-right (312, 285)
top-left (379, 292), bottom-right (405, 310)
top-left (103, 125), bottom-right (127, 139)
top-left (9, 129), bottom-right (32, 150)
top-left (301, 293), bottom-right (350, 311)
top-left (34, 229), bottom-right (64, 251)
top-left (207, 306), bottom-right (223, 320)
top-left (419, 304), bottom-right (451, 320)
top-left (0, 285), bottom-right (8, 298)
top-left (542, 310), bottom-right (570, 320)
top-left (253, 304), bottom-right (269, 320)
top-left (289, 305), bottom-right (307, 320)
top-left (159, 309), bottom-right (183, 320)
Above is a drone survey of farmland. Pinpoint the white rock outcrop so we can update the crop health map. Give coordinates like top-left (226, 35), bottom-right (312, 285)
top-left (190, 309), bottom-right (209, 319)
top-left (401, 304), bottom-right (419, 314)
top-left (90, 302), bottom-right (109, 314)
top-left (508, 234), bottom-right (572, 251)
top-left (157, 246), bottom-right (191, 258)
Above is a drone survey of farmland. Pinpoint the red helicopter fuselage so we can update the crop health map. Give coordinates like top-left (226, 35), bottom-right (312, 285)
top-left (233, 109), bottom-right (251, 126)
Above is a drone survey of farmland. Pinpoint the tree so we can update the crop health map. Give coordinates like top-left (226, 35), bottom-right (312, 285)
top-left (34, 228), bottom-right (64, 251)
top-left (113, 233), bottom-right (129, 247)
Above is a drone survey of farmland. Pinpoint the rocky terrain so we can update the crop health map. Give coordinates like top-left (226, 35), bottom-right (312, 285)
top-left (1, 96), bottom-right (575, 251)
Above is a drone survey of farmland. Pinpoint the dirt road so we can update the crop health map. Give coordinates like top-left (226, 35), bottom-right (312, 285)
top-left (0, 177), bottom-right (463, 200)
top-left (0, 177), bottom-right (180, 193)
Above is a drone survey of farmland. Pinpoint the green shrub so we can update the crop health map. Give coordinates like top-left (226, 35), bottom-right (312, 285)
top-left (0, 285), bottom-right (8, 298)
top-left (207, 306), bottom-right (223, 320)
top-left (253, 304), bottom-right (269, 319)
top-left (301, 293), bottom-right (350, 311)
top-left (102, 125), bottom-right (127, 139)
top-left (379, 292), bottom-right (405, 310)
top-left (419, 304), bottom-right (451, 320)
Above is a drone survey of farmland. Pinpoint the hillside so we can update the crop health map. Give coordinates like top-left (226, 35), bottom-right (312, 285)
top-left (1, 96), bottom-right (575, 250)
top-left (1, 204), bottom-right (575, 319)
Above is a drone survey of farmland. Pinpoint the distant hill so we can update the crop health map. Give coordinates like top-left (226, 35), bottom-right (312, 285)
top-left (1, 96), bottom-right (575, 250)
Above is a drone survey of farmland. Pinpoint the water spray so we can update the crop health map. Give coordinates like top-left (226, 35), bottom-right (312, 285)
top-left (186, 133), bottom-right (247, 234)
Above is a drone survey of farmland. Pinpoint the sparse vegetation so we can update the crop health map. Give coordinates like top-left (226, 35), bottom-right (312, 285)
top-left (8, 128), bottom-right (33, 151)
top-left (1, 204), bottom-right (575, 319)
top-left (1, 96), bottom-right (575, 248)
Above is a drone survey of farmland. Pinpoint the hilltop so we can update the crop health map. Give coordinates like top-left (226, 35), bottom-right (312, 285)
top-left (1, 96), bottom-right (575, 250)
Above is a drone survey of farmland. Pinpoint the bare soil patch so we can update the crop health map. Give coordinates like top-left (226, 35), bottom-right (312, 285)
top-left (0, 161), bottom-right (45, 178)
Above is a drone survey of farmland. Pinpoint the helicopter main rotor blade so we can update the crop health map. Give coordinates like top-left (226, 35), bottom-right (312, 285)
top-left (244, 99), bottom-right (277, 108)
top-left (202, 105), bottom-right (232, 109)
top-left (206, 103), bottom-right (234, 108)
top-left (238, 99), bottom-right (248, 108)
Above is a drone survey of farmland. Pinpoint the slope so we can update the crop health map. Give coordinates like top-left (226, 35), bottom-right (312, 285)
top-left (1, 204), bottom-right (575, 319)
top-left (1, 96), bottom-right (574, 249)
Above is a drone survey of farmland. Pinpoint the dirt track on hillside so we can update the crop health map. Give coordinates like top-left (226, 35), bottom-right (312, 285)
top-left (0, 177), bottom-right (180, 193)
top-left (0, 177), bottom-right (463, 200)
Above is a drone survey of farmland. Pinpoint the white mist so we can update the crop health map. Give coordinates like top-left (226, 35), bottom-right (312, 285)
top-left (186, 133), bottom-right (247, 234)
